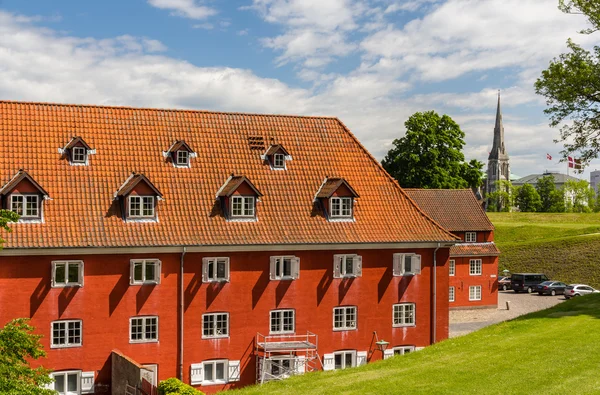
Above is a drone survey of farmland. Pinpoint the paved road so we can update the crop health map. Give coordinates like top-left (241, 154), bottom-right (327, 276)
top-left (449, 290), bottom-right (566, 337)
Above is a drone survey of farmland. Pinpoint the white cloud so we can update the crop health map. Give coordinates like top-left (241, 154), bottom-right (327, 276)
top-left (147, 0), bottom-right (217, 20)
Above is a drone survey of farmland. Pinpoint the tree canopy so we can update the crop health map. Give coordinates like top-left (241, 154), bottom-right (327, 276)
top-left (0, 209), bottom-right (19, 248)
top-left (382, 111), bottom-right (484, 189)
top-left (535, 0), bottom-right (600, 166)
top-left (536, 175), bottom-right (566, 212)
top-left (515, 184), bottom-right (542, 212)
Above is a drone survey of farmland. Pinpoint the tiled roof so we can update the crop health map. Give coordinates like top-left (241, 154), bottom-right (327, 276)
top-left (216, 175), bottom-right (263, 197)
top-left (264, 144), bottom-right (290, 156)
top-left (115, 173), bottom-right (163, 198)
top-left (315, 177), bottom-right (359, 199)
top-left (450, 242), bottom-right (500, 257)
top-left (0, 169), bottom-right (50, 197)
top-left (0, 100), bottom-right (457, 249)
top-left (404, 189), bottom-right (494, 232)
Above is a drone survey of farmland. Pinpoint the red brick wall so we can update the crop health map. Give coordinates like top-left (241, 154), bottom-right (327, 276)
top-left (449, 255), bottom-right (498, 308)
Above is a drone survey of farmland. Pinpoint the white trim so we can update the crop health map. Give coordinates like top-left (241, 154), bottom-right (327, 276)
top-left (469, 259), bottom-right (483, 276)
top-left (333, 306), bottom-right (357, 331)
top-left (449, 286), bottom-right (455, 302)
top-left (269, 256), bottom-right (300, 280)
top-left (449, 259), bottom-right (455, 276)
top-left (332, 350), bottom-right (357, 370)
top-left (51, 260), bottom-right (84, 288)
top-left (270, 309), bottom-right (295, 334)
top-left (50, 370), bottom-right (82, 395)
top-left (201, 359), bottom-right (229, 386)
top-left (71, 146), bottom-right (87, 165)
top-left (469, 285), bottom-right (482, 301)
top-left (51, 320), bottom-right (83, 348)
top-left (392, 303), bottom-right (416, 327)
top-left (128, 195), bottom-right (155, 219)
top-left (11, 193), bottom-right (41, 219)
top-left (202, 257), bottom-right (230, 283)
top-left (231, 195), bottom-right (255, 218)
top-left (130, 259), bottom-right (161, 285)
top-left (202, 312), bottom-right (230, 339)
top-left (465, 232), bottom-right (477, 243)
top-left (129, 316), bottom-right (159, 343)
top-left (330, 197), bottom-right (353, 219)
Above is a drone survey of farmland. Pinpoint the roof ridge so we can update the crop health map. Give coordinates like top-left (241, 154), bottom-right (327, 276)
top-left (0, 99), bottom-right (338, 120)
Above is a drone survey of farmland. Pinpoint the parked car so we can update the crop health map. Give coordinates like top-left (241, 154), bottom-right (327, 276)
top-left (511, 273), bottom-right (549, 293)
top-left (498, 276), bottom-right (511, 291)
top-left (536, 281), bottom-right (567, 296)
top-left (565, 284), bottom-right (600, 299)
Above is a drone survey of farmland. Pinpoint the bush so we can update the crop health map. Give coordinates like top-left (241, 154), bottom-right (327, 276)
top-left (158, 378), bottom-right (205, 395)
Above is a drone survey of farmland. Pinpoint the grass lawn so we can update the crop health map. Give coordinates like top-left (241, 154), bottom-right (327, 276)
top-left (230, 295), bottom-right (600, 394)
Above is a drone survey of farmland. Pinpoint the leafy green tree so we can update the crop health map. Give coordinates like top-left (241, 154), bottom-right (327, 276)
top-left (0, 319), bottom-right (54, 395)
top-left (158, 378), bottom-right (204, 395)
top-left (535, 0), bottom-right (600, 166)
top-left (382, 111), bottom-right (484, 189)
top-left (0, 209), bottom-right (19, 248)
top-left (564, 179), bottom-right (595, 212)
top-left (487, 180), bottom-right (516, 212)
top-left (536, 175), bottom-right (565, 212)
top-left (515, 183), bottom-right (542, 212)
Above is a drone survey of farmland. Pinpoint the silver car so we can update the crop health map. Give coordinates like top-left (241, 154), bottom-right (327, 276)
top-left (564, 284), bottom-right (600, 299)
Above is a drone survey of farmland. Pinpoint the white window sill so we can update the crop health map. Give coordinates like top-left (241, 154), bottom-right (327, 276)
top-left (129, 339), bottom-right (159, 344)
top-left (16, 218), bottom-right (44, 224)
top-left (228, 217), bottom-right (258, 223)
top-left (126, 218), bottom-right (158, 223)
top-left (50, 343), bottom-right (82, 349)
top-left (392, 323), bottom-right (416, 328)
top-left (51, 283), bottom-right (83, 289)
top-left (394, 273), bottom-right (417, 277)
top-left (271, 277), bottom-right (296, 281)
top-left (269, 331), bottom-right (295, 335)
top-left (130, 281), bottom-right (160, 286)
top-left (203, 279), bottom-right (230, 283)
top-left (469, 299), bottom-right (482, 302)
top-left (202, 335), bottom-right (230, 340)
top-left (328, 218), bottom-right (355, 223)
top-left (333, 327), bottom-right (357, 332)
top-left (201, 380), bottom-right (228, 386)
top-left (469, 274), bottom-right (482, 276)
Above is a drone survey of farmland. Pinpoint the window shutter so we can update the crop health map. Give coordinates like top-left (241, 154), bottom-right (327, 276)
top-left (225, 258), bottom-right (231, 282)
top-left (414, 255), bottom-right (422, 275)
top-left (295, 356), bottom-right (306, 375)
top-left (354, 255), bottom-right (363, 277)
top-left (269, 256), bottom-right (277, 280)
top-left (357, 351), bottom-right (368, 366)
top-left (202, 258), bottom-right (209, 283)
top-left (78, 262), bottom-right (85, 287)
top-left (81, 371), bottom-right (95, 394)
top-left (190, 363), bottom-right (203, 385)
top-left (292, 257), bottom-right (300, 279)
top-left (322, 354), bottom-right (335, 371)
top-left (228, 360), bottom-right (241, 382)
top-left (51, 262), bottom-right (56, 287)
top-left (393, 254), bottom-right (402, 276)
top-left (383, 349), bottom-right (394, 360)
top-left (129, 261), bottom-right (135, 285)
top-left (333, 255), bottom-right (342, 279)
top-left (156, 260), bottom-right (162, 284)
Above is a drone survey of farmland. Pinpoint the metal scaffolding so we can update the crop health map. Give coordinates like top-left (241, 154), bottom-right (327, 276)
top-left (255, 331), bottom-right (321, 384)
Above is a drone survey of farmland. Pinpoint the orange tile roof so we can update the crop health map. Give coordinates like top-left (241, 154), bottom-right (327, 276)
top-left (403, 189), bottom-right (494, 232)
top-left (0, 100), bottom-right (457, 249)
top-left (450, 243), bottom-right (500, 257)
top-left (315, 177), bottom-right (359, 199)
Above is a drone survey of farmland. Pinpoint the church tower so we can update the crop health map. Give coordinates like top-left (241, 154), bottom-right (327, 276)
top-left (486, 92), bottom-right (510, 197)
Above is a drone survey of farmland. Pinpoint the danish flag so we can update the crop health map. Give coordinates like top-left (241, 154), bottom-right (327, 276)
top-left (546, 153), bottom-right (552, 160)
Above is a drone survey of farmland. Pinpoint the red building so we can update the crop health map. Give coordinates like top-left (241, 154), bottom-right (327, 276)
top-left (0, 101), bottom-right (458, 394)
top-left (404, 189), bottom-right (500, 309)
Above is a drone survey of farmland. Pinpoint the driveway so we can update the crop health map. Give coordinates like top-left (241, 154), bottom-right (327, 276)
top-left (449, 290), bottom-right (566, 337)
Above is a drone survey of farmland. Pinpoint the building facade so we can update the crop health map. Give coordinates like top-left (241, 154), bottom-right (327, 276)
top-left (0, 101), bottom-right (457, 394)
top-left (405, 189), bottom-right (500, 309)
top-left (485, 93), bottom-right (510, 210)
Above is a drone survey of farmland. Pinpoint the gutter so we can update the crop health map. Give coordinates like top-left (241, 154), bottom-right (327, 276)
top-left (432, 243), bottom-right (441, 344)
top-left (179, 246), bottom-right (187, 381)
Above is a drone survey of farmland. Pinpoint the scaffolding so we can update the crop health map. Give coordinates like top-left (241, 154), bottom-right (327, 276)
top-left (256, 331), bottom-right (321, 384)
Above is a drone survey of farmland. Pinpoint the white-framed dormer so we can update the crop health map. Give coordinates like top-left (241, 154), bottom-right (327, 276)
top-left (262, 144), bottom-right (292, 170)
top-left (114, 173), bottom-right (163, 223)
top-left (58, 136), bottom-right (96, 166)
top-left (163, 140), bottom-right (197, 168)
top-left (1, 169), bottom-right (50, 223)
top-left (314, 177), bottom-right (359, 223)
top-left (216, 175), bottom-right (263, 222)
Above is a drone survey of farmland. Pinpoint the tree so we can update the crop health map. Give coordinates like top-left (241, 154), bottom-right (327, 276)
top-left (0, 209), bottom-right (19, 248)
top-left (382, 111), bottom-right (484, 189)
top-left (0, 319), bottom-right (54, 395)
top-left (158, 378), bottom-right (205, 395)
top-left (515, 183), bottom-right (542, 212)
top-left (535, 0), bottom-right (600, 166)
top-left (486, 180), bottom-right (516, 212)
top-left (564, 179), bottom-right (596, 212)
top-left (535, 175), bottom-right (565, 212)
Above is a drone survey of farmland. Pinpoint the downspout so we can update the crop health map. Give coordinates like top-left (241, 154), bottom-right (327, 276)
top-left (179, 246), bottom-right (187, 381)
top-left (432, 243), bottom-right (441, 345)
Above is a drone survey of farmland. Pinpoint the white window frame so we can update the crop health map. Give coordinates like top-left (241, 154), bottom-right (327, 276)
top-left (231, 196), bottom-right (255, 217)
top-left (202, 257), bottom-right (230, 282)
top-left (202, 313), bottom-right (229, 339)
top-left (11, 193), bottom-right (40, 218)
top-left (330, 197), bottom-right (353, 218)
top-left (333, 350), bottom-right (357, 370)
top-left (52, 260), bottom-right (84, 288)
top-left (333, 254), bottom-right (362, 278)
top-left (270, 309), bottom-right (295, 334)
top-left (469, 285), bottom-right (482, 301)
top-left (393, 253), bottom-right (422, 276)
top-left (449, 259), bottom-right (455, 276)
top-left (129, 316), bottom-right (159, 343)
top-left (202, 359), bottom-right (229, 386)
top-left (273, 153), bottom-right (285, 168)
top-left (465, 232), bottom-right (477, 242)
top-left (333, 306), bottom-right (357, 331)
top-left (393, 303), bottom-right (416, 327)
top-left (130, 259), bottom-right (161, 285)
top-left (72, 147), bottom-right (87, 163)
top-left (176, 150), bottom-right (189, 166)
top-left (128, 195), bottom-right (155, 218)
top-left (270, 256), bottom-right (300, 280)
top-left (51, 320), bottom-right (82, 348)
top-left (469, 259), bottom-right (482, 276)
top-left (50, 370), bottom-right (81, 395)
top-left (449, 286), bottom-right (455, 302)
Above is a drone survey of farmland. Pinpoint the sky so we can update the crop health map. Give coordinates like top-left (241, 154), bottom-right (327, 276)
top-left (0, 0), bottom-right (597, 179)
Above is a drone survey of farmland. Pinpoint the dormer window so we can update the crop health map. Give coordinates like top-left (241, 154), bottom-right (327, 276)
top-left (129, 196), bottom-right (155, 218)
top-left (330, 197), bottom-right (352, 218)
top-left (315, 177), bottom-right (359, 222)
top-left (176, 150), bottom-right (189, 166)
top-left (11, 194), bottom-right (39, 218)
top-left (0, 170), bottom-right (49, 222)
top-left (231, 196), bottom-right (255, 217)
top-left (273, 153), bottom-right (285, 168)
top-left (216, 175), bottom-right (263, 222)
top-left (263, 144), bottom-right (291, 170)
top-left (60, 136), bottom-right (94, 166)
top-left (164, 140), bottom-right (196, 168)
top-left (115, 173), bottom-right (163, 222)
top-left (72, 147), bottom-right (87, 163)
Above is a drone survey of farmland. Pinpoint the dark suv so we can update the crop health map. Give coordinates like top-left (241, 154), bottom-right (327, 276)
top-left (511, 273), bottom-right (549, 293)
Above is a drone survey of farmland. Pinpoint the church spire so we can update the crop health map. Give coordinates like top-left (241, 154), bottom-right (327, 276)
top-left (489, 90), bottom-right (508, 160)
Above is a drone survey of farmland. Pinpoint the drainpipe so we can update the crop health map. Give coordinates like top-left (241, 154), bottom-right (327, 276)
top-left (179, 246), bottom-right (187, 381)
top-left (432, 243), bottom-right (441, 344)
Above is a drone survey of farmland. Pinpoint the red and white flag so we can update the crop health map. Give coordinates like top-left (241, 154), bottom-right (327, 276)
top-left (546, 153), bottom-right (552, 160)
top-left (568, 156), bottom-right (574, 168)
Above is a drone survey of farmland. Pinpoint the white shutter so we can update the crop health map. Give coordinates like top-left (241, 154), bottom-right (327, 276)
top-left (413, 255), bottom-right (422, 275)
top-left (393, 254), bottom-right (402, 276)
top-left (224, 258), bottom-right (231, 282)
top-left (354, 256), bottom-right (363, 277)
top-left (129, 260), bottom-right (135, 285)
top-left (51, 262), bottom-right (56, 287)
top-left (292, 257), bottom-right (300, 279)
top-left (356, 351), bottom-right (368, 366)
top-left (156, 260), bottom-right (162, 284)
top-left (202, 258), bottom-right (210, 283)
top-left (78, 261), bottom-right (85, 287)
top-left (333, 255), bottom-right (342, 278)
top-left (190, 363), bottom-right (203, 385)
top-left (81, 371), bottom-right (95, 394)
top-left (295, 356), bottom-right (306, 375)
top-left (228, 360), bottom-right (240, 382)
top-left (383, 349), bottom-right (394, 360)
top-left (322, 353), bottom-right (335, 371)
top-left (269, 257), bottom-right (277, 280)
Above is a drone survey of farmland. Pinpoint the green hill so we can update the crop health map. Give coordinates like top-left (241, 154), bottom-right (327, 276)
top-left (231, 295), bottom-right (600, 394)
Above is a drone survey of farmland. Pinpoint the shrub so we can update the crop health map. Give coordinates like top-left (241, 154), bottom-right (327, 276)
top-left (158, 378), bottom-right (205, 395)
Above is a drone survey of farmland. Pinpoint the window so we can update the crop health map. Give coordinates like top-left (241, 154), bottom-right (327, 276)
top-left (333, 306), bottom-right (357, 331)
top-left (270, 310), bottom-right (294, 334)
top-left (203, 360), bottom-right (227, 385)
top-left (333, 254), bottom-right (362, 278)
top-left (51, 320), bottom-right (82, 348)
top-left (130, 259), bottom-right (161, 285)
top-left (129, 196), bottom-right (155, 218)
top-left (273, 153), bottom-right (285, 168)
top-left (51, 371), bottom-right (80, 395)
top-left (270, 256), bottom-right (300, 280)
top-left (130, 316), bottom-right (158, 343)
top-left (393, 303), bottom-right (415, 327)
top-left (11, 194), bottom-right (39, 218)
top-left (469, 259), bottom-right (482, 276)
top-left (334, 351), bottom-right (356, 370)
top-left (202, 257), bottom-right (230, 282)
top-left (231, 196), bottom-right (255, 217)
top-left (465, 232), bottom-right (477, 242)
top-left (52, 261), bottom-right (84, 287)
top-left (176, 150), bottom-right (189, 166)
top-left (393, 254), bottom-right (422, 276)
top-left (269, 358), bottom-right (293, 377)
top-left (449, 287), bottom-right (455, 302)
top-left (72, 147), bottom-right (87, 163)
top-left (202, 313), bottom-right (229, 338)
top-left (393, 346), bottom-right (415, 356)
top-left (191, 360), bottom-right (240, 386)
top-left (469, 286), bottom-right (482, 301)
top-left (330, 197), bottom-right (353, 218)
top-left (449, 260), bottom-right (455, 276)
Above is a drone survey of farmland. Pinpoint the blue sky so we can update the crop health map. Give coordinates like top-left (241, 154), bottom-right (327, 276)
top-left (0, 0), bottom-right (597, 179)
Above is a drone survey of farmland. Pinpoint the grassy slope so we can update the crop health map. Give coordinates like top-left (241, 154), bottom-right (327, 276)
top-left (489, 213), bottom-right (600, 287)
top-left (231, 295), bottom-right (600, 394)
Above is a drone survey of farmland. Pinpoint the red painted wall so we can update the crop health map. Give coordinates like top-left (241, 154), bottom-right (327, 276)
top-left (449, 255), bottom-right (498, 308)
top-left (0, 247), bottom-right (450, 393)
